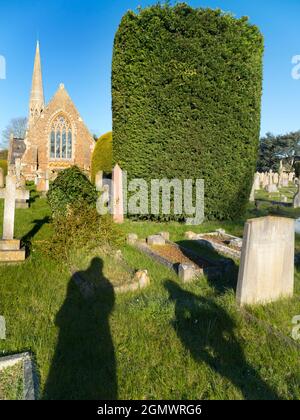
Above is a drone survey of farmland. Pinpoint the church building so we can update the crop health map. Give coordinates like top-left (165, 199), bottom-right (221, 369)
top-left (17, 42), bottom-right (95, 189)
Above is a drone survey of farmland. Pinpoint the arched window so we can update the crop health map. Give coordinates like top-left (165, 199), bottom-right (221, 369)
top-left (50, 115), bottom-right (72, 159)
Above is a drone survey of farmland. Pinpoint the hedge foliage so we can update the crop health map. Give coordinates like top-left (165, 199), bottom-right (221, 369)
top-left (91, 131), bottom-right (112, 181)
top-left (47, 166), bottom-right (98, 216)
top-left (0, 160), bottom-right (7, 176)
top-left (112, 4), bottom-right (263, 220)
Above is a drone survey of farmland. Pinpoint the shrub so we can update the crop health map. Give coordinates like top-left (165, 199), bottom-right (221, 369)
top-left (47, 166), bottom-right (98, 216)
top-left (91, 131), bottom-right (113, 182)
top-left (112, 4), bottom-right (264, 220)
top-left (45, 202), bottom-right (124, 261)
top-left (0, 160), bottom-right (7, 176)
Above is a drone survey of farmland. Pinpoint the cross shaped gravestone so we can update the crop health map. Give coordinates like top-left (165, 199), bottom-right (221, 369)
top-left (0, 175), bottom-right (29, 261)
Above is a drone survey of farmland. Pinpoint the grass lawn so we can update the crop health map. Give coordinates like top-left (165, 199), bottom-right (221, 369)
top-left (0, 194), bottom-right (299, 399)
top-left (0, 362), bottom-right (23, 400)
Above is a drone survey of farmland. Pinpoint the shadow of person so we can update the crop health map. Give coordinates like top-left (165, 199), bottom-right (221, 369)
top-left (164, 280), bottom-right (280, 400)
top-left (176, 240), bottom-right (238, 295)
top-left (43, 257), bottom-right (117, 400)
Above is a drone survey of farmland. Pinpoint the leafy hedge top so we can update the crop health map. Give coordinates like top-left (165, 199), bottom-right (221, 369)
top-left (112, 4), bottom-right (263, 220)
top-left (91, 131), bottom-right (112, 181)
top-left (0, 160), bottom-right (7, 177)
top-left (47, 166), bottom-right (98, 216)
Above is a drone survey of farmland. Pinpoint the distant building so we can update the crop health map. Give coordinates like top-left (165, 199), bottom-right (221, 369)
top-left (13, 42), bottom-right (95, 189)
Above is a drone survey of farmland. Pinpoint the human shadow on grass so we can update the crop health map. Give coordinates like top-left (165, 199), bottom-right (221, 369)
top-left (164, 280), bottom-right (280, 400)
top-left (176, 240), bottom-right (238, 295)
top-left (43, 257), bottom-right (117, 400)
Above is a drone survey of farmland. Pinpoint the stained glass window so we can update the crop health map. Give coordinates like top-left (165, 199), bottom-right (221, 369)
top-left (49, 115), bottom-right (72, 159)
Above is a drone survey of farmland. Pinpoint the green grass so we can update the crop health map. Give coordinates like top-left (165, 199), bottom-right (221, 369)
top-left (0, 363), bottom-right (23, 400)
top-left (255, 184), bottom-right (297, 203)
top-left (0, 195), bottom-right (299, 399)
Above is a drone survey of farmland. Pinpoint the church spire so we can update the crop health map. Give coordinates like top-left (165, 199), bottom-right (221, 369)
top-left (29, 41), bottom-right (44, 125)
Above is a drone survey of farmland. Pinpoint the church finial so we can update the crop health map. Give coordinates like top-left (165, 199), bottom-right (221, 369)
top-left (29, 40), bottom-right (44, 126)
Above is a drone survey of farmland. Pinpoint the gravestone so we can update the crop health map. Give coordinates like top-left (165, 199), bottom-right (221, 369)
top-left (95, 171), bottom-right (103, 192)
top-left (13, 159), bottom-right (29, 208)
top-left (0, 175), bottom-right (28, 262)
top-left (126, 233), bottom-right (138, 245)
top-left (147, 235), bottom-right (165, 246)
top-left (237, 216), bottom-right (294, 306)
top-left (280, 173), bottom-right (289, 187)
top-left (293, 181), bottom-right (300, 208)
top-left (15, 158), bottom-right (26, 189)
top-left (265, 170), bottom-right (278, 193)
top-left (254, 172), bottom-right (260, 189)
top-left (265, 184), bottom-right (278, 193)
top-left (112, 164), bottom-right (124, 224)
top-left (262, 173), bottom-right (268, 188)
top-left (0, 168), bottom-right (4, 189)
top-left (178, 263), bottom-right (198, 283)
top-left (249, 182), bottom-right (255, 202)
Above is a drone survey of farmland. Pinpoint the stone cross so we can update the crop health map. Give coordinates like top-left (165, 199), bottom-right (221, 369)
top-left (0, 175), bottom-right (29, 240)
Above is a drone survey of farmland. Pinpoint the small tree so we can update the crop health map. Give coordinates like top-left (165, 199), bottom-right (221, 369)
top-left (1, 117), bottom-right (28, 148)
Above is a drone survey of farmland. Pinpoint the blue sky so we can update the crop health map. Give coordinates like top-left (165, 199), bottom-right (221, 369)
top-left (0, 0), bottom-right (300, 144)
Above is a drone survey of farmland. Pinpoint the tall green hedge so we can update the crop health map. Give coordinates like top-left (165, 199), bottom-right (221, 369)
top-left (112, 4), bottom-right (263, 220)
top-left (91, 131), bottom-right (112, 181)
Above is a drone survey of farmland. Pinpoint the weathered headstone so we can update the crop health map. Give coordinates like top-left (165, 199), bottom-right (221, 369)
top-left (159, 231), bottom-right (170, 241)
top-left (178, 263), bottom-right (198, 283)
top-left (254, 172), bottom-right (260, 190)
top-left (95, 171), bottom-right (103, 192)
top-left (249, 182), bottom-right (255, 202)
top-left (112, 164), bottom-right (124, 224)
top-left (127, 233), bottom-right (138, 245)
top-left (265, 184), bottom-right (278, 193)
top-left (0, 175), bottom-right (28, 261)
top-left (293, 181), bottom-right (300, 208)
top-left (147, 235), bottom-right (165, 246)
top-left (237, 216), bottom-right (294, 306)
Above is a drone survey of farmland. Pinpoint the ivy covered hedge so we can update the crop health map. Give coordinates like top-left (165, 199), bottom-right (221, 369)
top-left (91, 131), bottom-right (112, 181)
top-left (112, 4), bottom-right (263, 220)
top-left (47, 166), bottom-right (98, 216)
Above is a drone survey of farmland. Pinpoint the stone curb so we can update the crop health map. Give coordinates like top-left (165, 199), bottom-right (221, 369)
top-left (0, 352), bottom-right (38, 400)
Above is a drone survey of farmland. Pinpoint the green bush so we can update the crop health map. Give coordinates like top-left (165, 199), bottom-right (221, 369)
top-left (0, 160), bottom-right (7, 176)
top-left (91, 131), bottom-right (113, 182)
top-left (47, 166), bottom-right (98, 216)
top-left (44, 203), bottom-right (124, 261)
top-left (112, 4), bottom-right (263, 220)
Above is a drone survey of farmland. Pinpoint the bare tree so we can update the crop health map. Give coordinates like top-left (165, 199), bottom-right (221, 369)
top-left (1, 117), bottom-right (28, 148)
